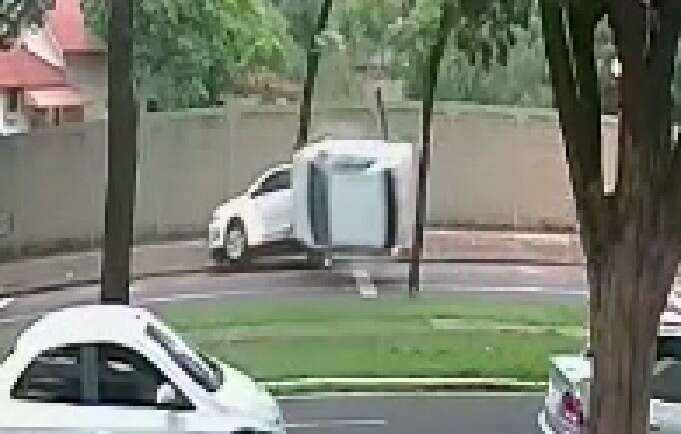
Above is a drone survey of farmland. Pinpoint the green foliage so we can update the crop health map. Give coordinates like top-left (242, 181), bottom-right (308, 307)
top-left (81, 0), bottom-right (293, 109)
top-left (390, 0), bottom-right (541, 103)
top-left (435, 18), bottom-right (554, 107)
top-left (0, 0), bottom-right (54, 43)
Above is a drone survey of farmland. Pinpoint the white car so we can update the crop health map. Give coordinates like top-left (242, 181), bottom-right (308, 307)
top-left (209, 164), bottom-right (296, 265)
top-left (0, 305), bottom-right (285, 433)
top-left (538, 309), bottom-right (681, 434)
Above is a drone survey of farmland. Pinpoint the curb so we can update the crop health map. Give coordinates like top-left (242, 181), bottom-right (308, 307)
top-left (261, 377), bottom-right (548, 395)
top-left (334, 256), bottom-right (585, 267)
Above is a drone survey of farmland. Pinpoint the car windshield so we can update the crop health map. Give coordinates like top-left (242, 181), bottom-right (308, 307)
top-left (146, 323), bottom-right (223, 392)
top-left (0, 314), bottom-right (44, 364)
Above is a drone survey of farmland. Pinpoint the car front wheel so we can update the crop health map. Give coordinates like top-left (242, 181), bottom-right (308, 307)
top-left (224, 219), bottom-right (250, 266)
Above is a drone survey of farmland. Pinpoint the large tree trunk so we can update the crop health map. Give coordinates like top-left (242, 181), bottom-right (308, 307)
top-left (589, 229), bottom-right (672, 434)
top-left (295, 0), bottom-right (333, 151)
top-left (540, 1), bottom-right (681, 433)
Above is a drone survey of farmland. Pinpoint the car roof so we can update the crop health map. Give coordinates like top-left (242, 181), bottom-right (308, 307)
top-left (14, 304), bottom-right (158, 354)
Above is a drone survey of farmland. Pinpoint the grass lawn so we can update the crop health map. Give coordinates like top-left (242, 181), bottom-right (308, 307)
top-left (160, 294), bottom-right (586, 382)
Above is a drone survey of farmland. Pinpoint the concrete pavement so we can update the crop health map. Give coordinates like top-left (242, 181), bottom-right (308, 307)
top-left (0, 230), bottom-right (584, 297)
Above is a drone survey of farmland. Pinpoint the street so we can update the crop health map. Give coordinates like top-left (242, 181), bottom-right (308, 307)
top-left (281, 393), bottom-right (544, 434)
top-left (0, 260), bottom-right (587, 326)
top-left (0, 261), bottom-right (575, 434)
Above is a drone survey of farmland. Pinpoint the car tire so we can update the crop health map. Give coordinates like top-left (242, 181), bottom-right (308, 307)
top-left (224, 219), bottom-right (250, 268)
top-left (306, 248), bottom-right (333, 270)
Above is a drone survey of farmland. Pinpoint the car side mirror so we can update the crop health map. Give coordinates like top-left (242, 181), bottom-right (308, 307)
top-left (156, 383), bottom-right (178, 408)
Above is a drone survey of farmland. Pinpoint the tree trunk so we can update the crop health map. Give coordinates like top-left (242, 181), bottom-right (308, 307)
top-left (101, 0), bottom-right (136, 304)
top-left (589, 5), bottom-right (681, 429)
top-left (589, 227), bottom-right (670, 434)
top-left (408, 0), bottom-right (452, 297)
top-left (295, 0), bottom-right (333, 151)
top-left (207, 64), bottom-right (219, 107)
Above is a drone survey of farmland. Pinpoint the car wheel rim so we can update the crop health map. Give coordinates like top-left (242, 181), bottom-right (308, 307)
top-left (226, 228), bottom-right (245, 260)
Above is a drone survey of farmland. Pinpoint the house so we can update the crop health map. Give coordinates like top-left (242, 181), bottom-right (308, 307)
top-left (0, 0), bottom-right (106, 135)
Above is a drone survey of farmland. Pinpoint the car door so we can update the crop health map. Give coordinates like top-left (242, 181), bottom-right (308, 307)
top-left (250, 168), bottom-right (292, 242)
top-left (4, 344), bottom-right (96, 434)
top-left (88, 343), bottom-right (194, 434)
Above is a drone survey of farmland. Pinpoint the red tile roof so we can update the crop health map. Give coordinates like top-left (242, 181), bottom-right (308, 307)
top-left (45, 0), bottom-right (105, 55)
top-left (0, 49), bottom-right (67, 88)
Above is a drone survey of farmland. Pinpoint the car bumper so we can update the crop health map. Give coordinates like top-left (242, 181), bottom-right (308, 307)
top-left (208, 223), bottom-right (224, 250)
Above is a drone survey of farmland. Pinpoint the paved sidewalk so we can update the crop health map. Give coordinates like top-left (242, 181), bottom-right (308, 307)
top-left (0, 240), bottom-right (209, 297)
top-left (425, 230), bottom-right (583, 264)
top-left (0, 230), bottom-right (584, 297)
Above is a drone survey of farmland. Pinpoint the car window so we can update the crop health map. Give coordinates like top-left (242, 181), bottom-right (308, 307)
top-left (97, 344), bottom-right (166, 407)
top-left (652, 359), bottom-right (681, 403)
top-left (11, 345), bottom-right (81, 404)
top-left (255, 169), bottom-right (290, 196)
top-left (658, 336), bottom-right (681, 360)
top-left (146, 324), bottom-right (222, 392)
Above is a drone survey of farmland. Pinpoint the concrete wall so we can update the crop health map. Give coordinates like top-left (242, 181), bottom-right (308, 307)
top-left (0, 122), bottom-right (105, 257)
top-left (0, 103), bottom-right (617, 259)
top-left (429, 111), bottom-right (576, 228)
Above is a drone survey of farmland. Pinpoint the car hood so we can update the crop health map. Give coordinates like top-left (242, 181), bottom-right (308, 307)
top-left (213, 196), bottom-right (249, 219)
top-left (212, 364), bottom-right (280, 424)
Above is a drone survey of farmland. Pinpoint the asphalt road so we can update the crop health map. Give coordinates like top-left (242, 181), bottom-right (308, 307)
top-left (0, 261), bottom-right (587, 322)
top-left (281, 393), bottom-right (544, 434)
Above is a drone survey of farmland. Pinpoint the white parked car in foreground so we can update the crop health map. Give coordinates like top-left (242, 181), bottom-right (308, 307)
top-left (0, 305), bottom-right (285, 433)
top-left (209, 164), bottom-right (297, 265)
top-left (538, 306), bottom-right (681, 434)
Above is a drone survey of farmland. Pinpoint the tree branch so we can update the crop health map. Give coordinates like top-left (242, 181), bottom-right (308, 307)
top-left (295, 0), bottom-right (334, 151)
top-left (610, 0), bottom-right (681, 249)
top-left (540, 0), bottom-right (606, 258)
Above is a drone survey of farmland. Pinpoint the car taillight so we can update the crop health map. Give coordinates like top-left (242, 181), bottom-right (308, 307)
top-left (561, 392), bottom-right (585, 429)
